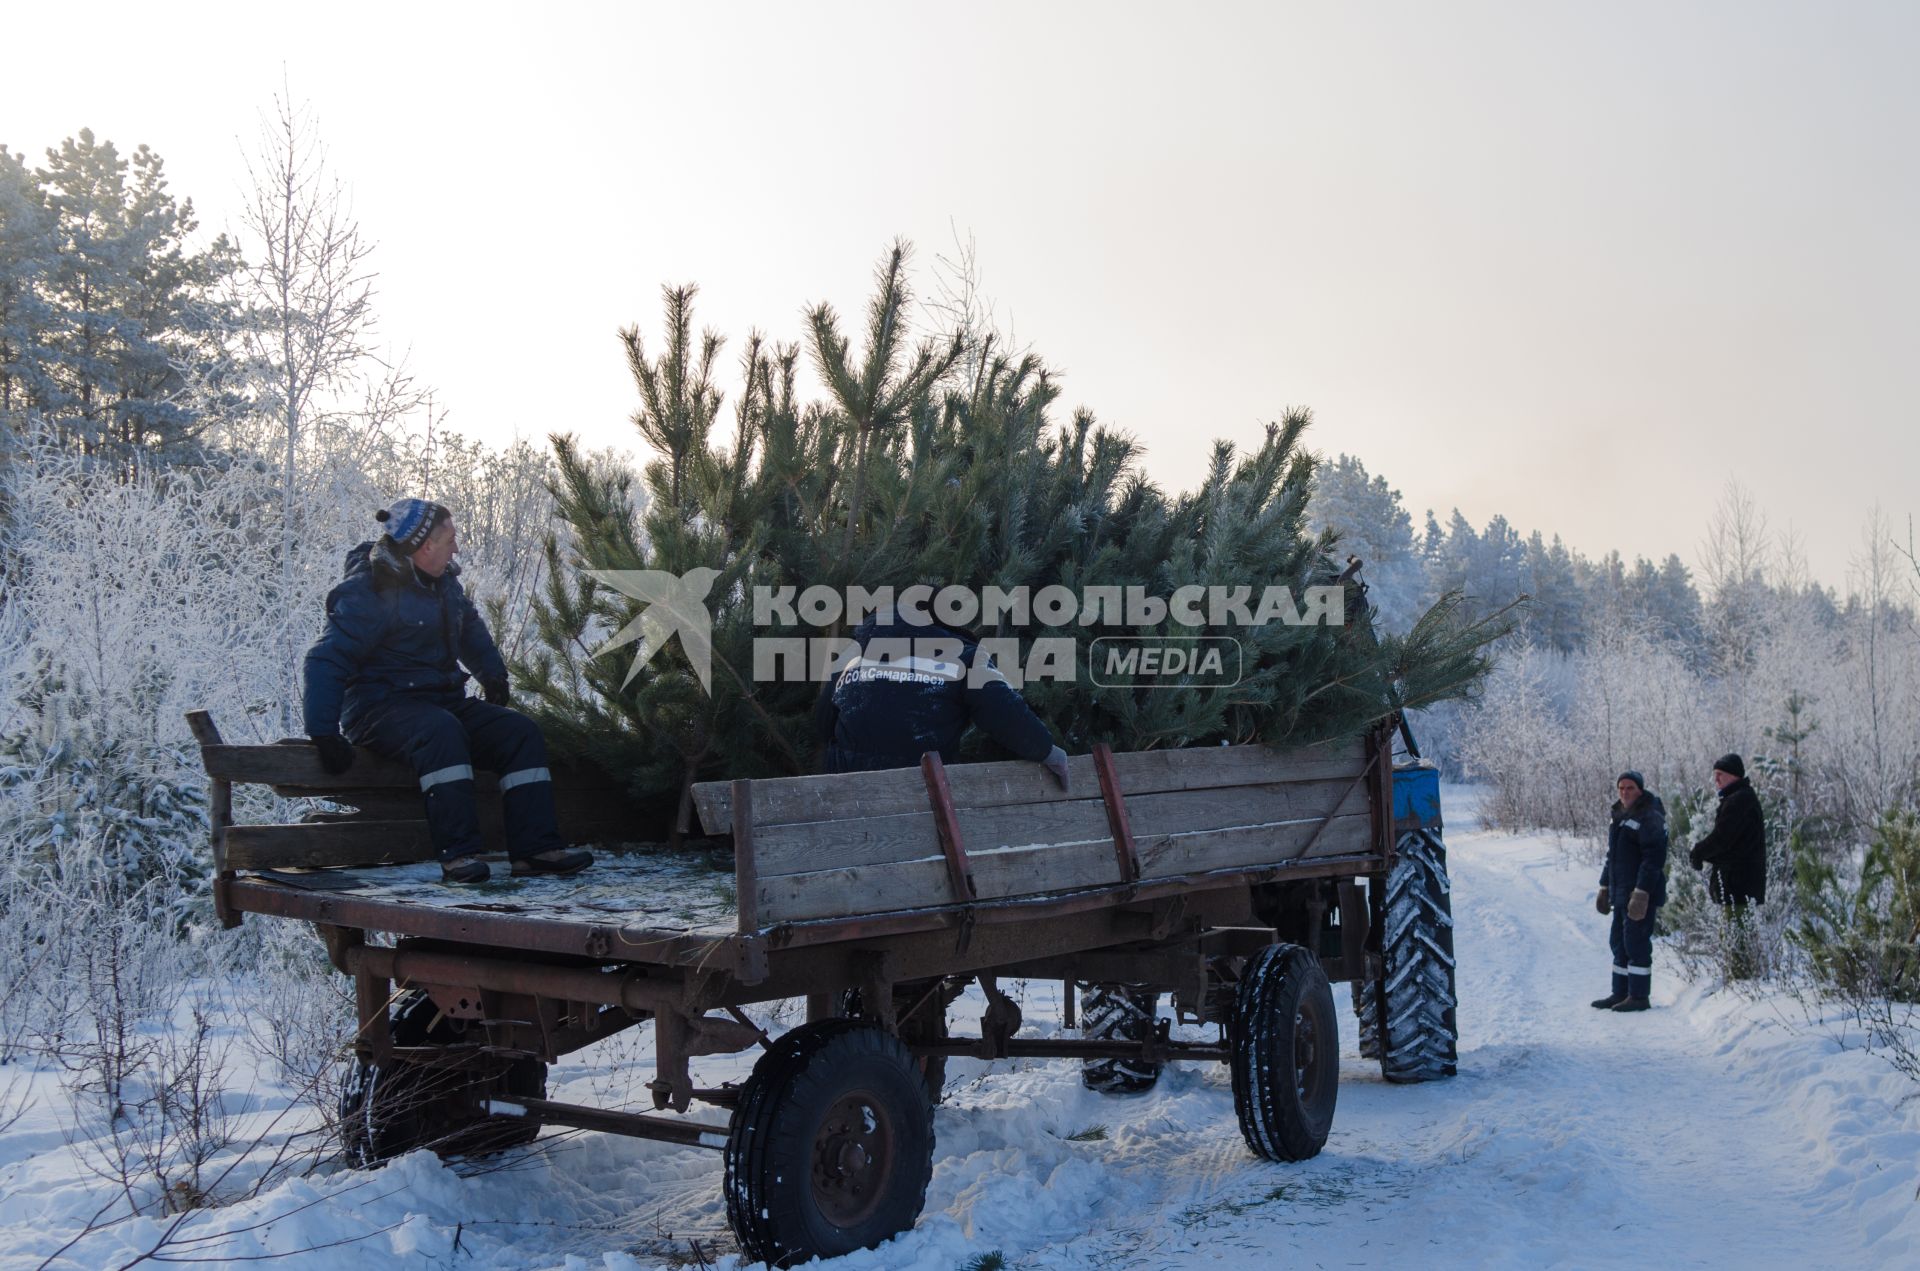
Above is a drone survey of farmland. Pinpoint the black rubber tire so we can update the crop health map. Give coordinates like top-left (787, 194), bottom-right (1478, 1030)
top-left (1079, 983), bottom-right (1164, 1094)
top-left (338, 990), bottom-right (548, 1166)
top-left (841, 979), bottom-right (956, 1105)
top-left (339, 1053), bottom-right (427, 1168)
top-left (1231, 944), bottom-right (1338, 1162)
top-left (1355, 828), bottom-right (1459, 1083)
top-left (725, 1020), bottom-right (935, 1267)
top-left (1351, 978), bottom-right (1382, 1061)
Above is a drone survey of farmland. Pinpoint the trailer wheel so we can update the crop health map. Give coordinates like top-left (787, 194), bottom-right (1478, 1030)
top-left (338, 990), bottom-right (548, 1167)
top-left (1231, 944), bottom-right (1337, 1162)
top-left (1355, 828), bottom-right (1459, 1083)
top-left (725, 1020), bottom-right (934, 1266)
top-left (1079, 983), bottom-right (1164, 1094)
top-left (339, 1054), bottom-right (426, 1168)
top-left (842, 979), bottom-right (958, 1104)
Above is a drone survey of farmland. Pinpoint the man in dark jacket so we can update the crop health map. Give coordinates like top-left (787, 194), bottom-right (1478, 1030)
top-left (1593, 770), bottom-right (1667, 1012)
top-left (1689, 752), bottom-right (1766, 906)
top-left (816, 602), bottom-right (1070, 786)
top-left (303, 499), bottom-right (592, 884)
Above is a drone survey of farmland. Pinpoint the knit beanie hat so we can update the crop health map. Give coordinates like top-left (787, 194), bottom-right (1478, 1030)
top-left (1617, 770), bottom-right (1646, 791)
top-left (1713, 753), bottom-right (1745, 780)
top-left (375, 498), bottom-right (451, 555)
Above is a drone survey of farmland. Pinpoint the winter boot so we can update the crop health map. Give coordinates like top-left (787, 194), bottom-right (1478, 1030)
top-left (1590, 993), bottom-right (1625, 1010)
top-left (1611, 997), bottom-right (1651, 1013)
top-left (441, 855), bottom-right (490, 884)
top-left (511, 847), bottom-right (595, 878)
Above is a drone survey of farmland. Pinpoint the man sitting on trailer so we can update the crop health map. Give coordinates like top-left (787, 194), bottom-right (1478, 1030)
top-left (302, 498), bottom-right (594, 884)
top-left (814, 592), bottom-right (1071, 789)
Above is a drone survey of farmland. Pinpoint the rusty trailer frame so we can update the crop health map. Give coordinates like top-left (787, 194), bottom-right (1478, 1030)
top-left (189, 709), bottom-right (1412, 1166)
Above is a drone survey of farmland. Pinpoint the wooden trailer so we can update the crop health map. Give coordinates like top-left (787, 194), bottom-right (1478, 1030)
top-left (188, 709), bottom-right (1456, 1266)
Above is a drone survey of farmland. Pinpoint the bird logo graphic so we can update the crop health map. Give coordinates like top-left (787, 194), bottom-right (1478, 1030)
top-left (585, 567), bottom-right (721, 693)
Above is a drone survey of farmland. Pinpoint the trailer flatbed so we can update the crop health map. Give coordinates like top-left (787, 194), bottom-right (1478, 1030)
top-left (189, 708), bottom-right (1457, 1266)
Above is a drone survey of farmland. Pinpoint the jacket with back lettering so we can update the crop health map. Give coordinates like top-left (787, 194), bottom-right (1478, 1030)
top-left (814, 610), bottom-right (1055, 774)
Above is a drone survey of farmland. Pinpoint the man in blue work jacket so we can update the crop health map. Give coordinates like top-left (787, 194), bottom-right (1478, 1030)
top-left (815, 598), bottom-right (1070, 786)
top-left (303, 498), bottom-right (593, 884)
top-left (1593, 769), bottom-right (1666, 1012)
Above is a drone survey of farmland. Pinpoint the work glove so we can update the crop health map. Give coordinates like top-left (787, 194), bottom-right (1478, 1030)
top-left (310, 733), bottom-right (355, 776)
top-left (1628, 888), bottom-right (1650, 922)
top-left (481, 676), bottom-right (511, 707)
top-left (1041, 745), bottom-right (1071, 793)
top-left (1595, 888), bottom-right (1611, 916)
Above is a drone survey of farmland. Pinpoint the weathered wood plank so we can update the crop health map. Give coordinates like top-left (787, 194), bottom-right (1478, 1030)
top-left (754, 811), bottom-right (1376, 925)
top-left (691, 739), bottom-right (1366, 834)
top-left (201, 743), bottom-right (625, 793)
top-left (756, 840), bottom-right (1121, 924)
top-left (227, 821), bottom-right (440, 870)
top-left (185, 710), bottom-right (224, 747)
top-left (751, 777), bottom-right (1370, 877)
top-left (290, 788), bottom-right (640, 839)
top-left (228, 806), bottom-right (641, 871)
top-left (1134, 814), bottom-right (1373, 879)
top-left (203, 744), bottom-right (416, 788)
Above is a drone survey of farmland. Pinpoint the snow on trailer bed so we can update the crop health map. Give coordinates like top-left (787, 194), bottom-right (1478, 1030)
top-left (240, 847), bottom-right (741, 939)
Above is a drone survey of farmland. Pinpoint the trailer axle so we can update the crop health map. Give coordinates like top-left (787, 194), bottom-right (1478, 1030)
top-left (484, 1096), bottom-right (730, 1151)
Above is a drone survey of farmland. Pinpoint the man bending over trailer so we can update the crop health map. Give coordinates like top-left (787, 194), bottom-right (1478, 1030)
top-left (302, 498), bottom-right (594, 885)
top-left (815, 596), bottom-right (1071, 788)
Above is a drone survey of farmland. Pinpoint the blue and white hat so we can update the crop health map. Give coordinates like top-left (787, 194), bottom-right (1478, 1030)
top-left (375, 498), bottom-right (451, 554)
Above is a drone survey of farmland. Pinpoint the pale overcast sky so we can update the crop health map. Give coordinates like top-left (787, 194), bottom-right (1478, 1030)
top-left (6, 1), bottom-right (1915, 587)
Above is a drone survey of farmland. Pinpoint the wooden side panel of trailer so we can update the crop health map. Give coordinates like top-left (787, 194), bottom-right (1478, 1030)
top-left (694, 739), bottom-right (1377, 928)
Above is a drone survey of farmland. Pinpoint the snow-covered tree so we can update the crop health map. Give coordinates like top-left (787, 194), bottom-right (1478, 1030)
top-left (1309, 453), bottom-right (1425, 632)
top-left (32, 130), bottom-right (241, 467)
top-left (1522, 531), bottom-right (1583, 653)
top-left (225, 91), bottom-right (428, 730)
top-left (0, 147), bottom-right (57, 440)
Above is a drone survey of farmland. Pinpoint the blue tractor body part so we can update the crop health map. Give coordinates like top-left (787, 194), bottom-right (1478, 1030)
top-left (1391, 762), bottom-right (1443, 833)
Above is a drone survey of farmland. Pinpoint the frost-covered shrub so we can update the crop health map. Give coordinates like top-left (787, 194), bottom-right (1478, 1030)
top-left (0, 719), bottom-right (206, 890)
top-left (1782, 810), bottom-right (1920, 1081)
top-left (1794, 810), bottom-right (1920, 1002)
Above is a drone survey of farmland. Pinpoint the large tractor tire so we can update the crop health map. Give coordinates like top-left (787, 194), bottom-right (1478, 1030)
top-left (841, 978), bottom-right (961, 1105)
top-left (339, 989), bottom-right (547, 1167)
top-left (725, 1020), bottom-right (935, 1267)
top-left (1078, 983), bottom-right (1164, 1094)
top-left (1231, 944), bottom-right (1338, 1162)
top-left (1352, 827), bottom-right (1458, 1082)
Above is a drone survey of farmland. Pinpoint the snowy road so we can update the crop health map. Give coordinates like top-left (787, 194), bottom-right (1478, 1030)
top-left (838, 815), bottom-right (1914, 1270)
top-left (6, 808), bottom-right (1917, 1269)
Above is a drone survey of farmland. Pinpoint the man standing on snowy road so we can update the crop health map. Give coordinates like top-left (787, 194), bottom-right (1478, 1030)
top-left (1688, 752), bottom-right (1767, 978)
top-left (1688, 753), bottom-right (1766, 907)
top-left (1593, 770), bottom-right (1667, 1012)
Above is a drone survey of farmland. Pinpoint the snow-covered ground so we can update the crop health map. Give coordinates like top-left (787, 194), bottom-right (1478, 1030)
top-left (5, 796), bottom-right (1918, 1269)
